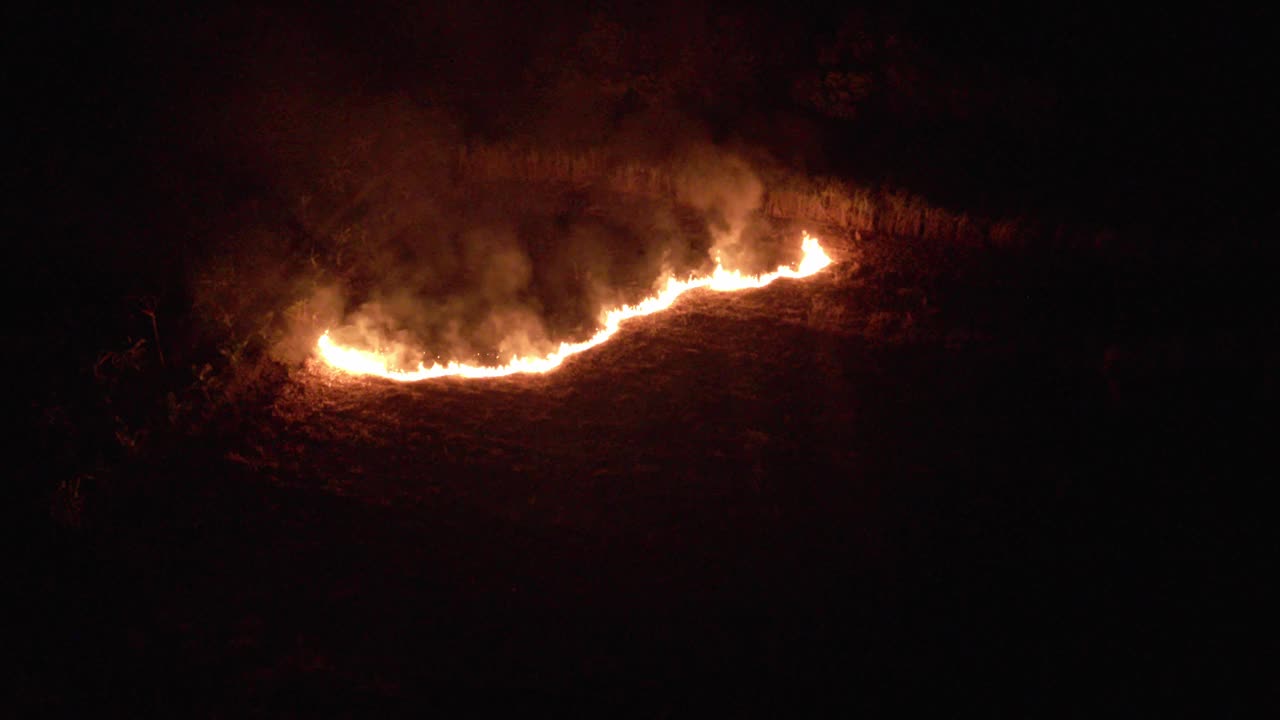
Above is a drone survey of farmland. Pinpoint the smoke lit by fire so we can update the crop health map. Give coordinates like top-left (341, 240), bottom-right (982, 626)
top-left (317, 232), bottom-right (832, 381)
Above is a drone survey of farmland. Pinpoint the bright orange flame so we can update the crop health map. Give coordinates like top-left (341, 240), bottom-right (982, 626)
top-left (317, 232), bottom-right (833, 381)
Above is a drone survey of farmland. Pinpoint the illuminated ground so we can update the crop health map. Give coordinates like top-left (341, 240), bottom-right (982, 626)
top-left (31, 231), bottom-right (1256, 714)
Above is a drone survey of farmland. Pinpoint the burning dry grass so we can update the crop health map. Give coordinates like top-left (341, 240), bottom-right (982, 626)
top-left (314, 233), bottom-right (832, 380)
top-left (257, 135), bottom-right (1045, 382)
top-left (179, 131), bottom-right (1003, 417)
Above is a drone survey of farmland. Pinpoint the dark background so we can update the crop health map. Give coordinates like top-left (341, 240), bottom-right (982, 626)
top-left (14, 1), bottom-right (1273, 713)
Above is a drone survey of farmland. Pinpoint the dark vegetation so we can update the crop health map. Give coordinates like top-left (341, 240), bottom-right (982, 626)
top-left (15, 1), bottom-right (1272, 713)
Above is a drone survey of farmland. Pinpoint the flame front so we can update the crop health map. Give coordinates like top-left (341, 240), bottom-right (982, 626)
top-left (317, 232), bottom-right (833, 381)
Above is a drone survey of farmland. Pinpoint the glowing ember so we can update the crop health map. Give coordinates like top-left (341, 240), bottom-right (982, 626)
top-left (317, 232), bottom-right (834, 381)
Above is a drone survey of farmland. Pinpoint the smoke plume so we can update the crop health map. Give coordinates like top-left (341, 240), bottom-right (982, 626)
top-left (185, 3), bottom-right (790, 371)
